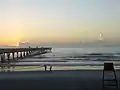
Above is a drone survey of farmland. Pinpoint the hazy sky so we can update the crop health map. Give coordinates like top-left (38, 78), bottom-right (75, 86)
top-left (0, 0), bottom-right (120, 46)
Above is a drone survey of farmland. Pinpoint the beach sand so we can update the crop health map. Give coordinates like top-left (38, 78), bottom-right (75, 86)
top-left (0, 48), bottom-right (120, 90)
top-left (0, 70), bottom-right (119, 90)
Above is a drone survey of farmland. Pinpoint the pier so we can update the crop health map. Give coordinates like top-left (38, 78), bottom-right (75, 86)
top-left (0, 47), bottom-right (52, 63)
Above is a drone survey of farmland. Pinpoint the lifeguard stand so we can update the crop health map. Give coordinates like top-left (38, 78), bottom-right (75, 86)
top-left (102, 63), bottom-right (118, 90)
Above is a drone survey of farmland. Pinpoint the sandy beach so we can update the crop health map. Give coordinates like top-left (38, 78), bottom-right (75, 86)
top-left (0, 70), bottom-right (119, 90)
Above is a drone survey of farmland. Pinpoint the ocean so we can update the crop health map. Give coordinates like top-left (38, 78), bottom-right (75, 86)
top-left (53, 47), bottom-right (120, 54)
top-left (1, 47), bottom-right (120, 71)
top-left (31, 47), bottom-right (120, 66)
top-left (50, 47), bottom-right (120, 67)
top-left (1, 47), bottom-right (120, 62)
top-left (52, 47), bottom-right (120, 59)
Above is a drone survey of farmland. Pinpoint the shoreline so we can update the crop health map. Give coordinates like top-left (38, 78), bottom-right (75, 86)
top-left (1, 65), bottom-right (120, 72)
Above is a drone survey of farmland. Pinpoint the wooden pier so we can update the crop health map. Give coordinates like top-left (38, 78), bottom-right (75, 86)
top-left (0, 47), bottom-right (52, 63)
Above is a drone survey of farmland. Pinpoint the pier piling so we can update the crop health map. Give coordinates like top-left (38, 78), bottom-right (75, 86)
top-left (0, 47), bottom-right (52, 64)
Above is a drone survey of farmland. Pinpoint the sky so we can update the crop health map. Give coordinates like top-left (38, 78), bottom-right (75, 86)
top-left (0, 0), bottom-right (120, 46)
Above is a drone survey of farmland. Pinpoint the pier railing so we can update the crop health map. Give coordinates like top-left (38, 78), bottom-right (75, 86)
top-left (0, 47), bottom-right (51, 54)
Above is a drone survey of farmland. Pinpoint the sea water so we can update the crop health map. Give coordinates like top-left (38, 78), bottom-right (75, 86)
top-left (1, 47), bottom-right (120, 71)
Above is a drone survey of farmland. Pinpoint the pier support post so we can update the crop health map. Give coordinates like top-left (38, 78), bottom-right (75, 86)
top-left (0, 53), bottom-right (6, 71)
top-left (23, 51), bottom-right (26, 57)
top-left (28, 51), bottom-right (30, 55)
top-left (26, 51), bottom-right (29, 56)
top-left (16, 52), bottom-right (19, 59)
top-left (25, 51), bottom-right (27, 56)
top-left (12, 52), bottom-right (15, 60)
top-left (20, 52), bottom-right (23, 58)
top-left (7, 53), bottom-right (10, 62)
top-left (29, 51), bottom-right (32, 55)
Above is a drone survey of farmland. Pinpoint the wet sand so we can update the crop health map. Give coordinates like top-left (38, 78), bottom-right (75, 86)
top-left (0, 70), bottom-right (119, 90)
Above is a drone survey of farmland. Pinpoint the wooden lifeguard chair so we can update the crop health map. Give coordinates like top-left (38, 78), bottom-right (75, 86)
top-left (102, 63), bottom-right (118, 90)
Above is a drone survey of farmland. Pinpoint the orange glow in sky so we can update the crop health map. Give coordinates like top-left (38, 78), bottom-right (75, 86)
top-left (0, 0), bottom-right (120, 46)
top-left (0, 36), bottom-right (22, 46)
top-left (0, 23), bottom-right (24, 46)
